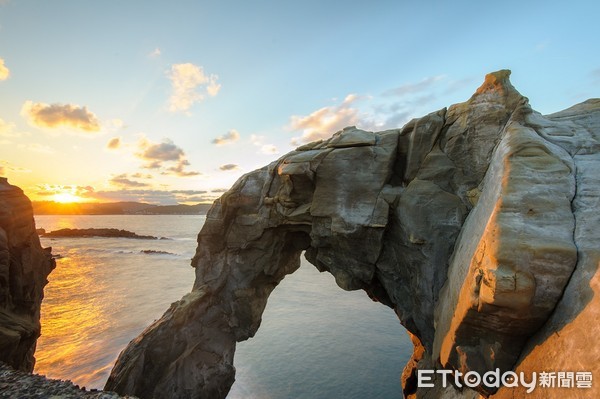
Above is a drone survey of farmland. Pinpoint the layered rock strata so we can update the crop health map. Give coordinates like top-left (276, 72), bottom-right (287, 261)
top-left (106, 71), bottom-right (599, 398)
top-left (0, 178), bottom-right (55, 371)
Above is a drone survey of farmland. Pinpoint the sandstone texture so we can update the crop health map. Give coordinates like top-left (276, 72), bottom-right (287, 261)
top-left (106, 71), bottom-right (599, 398)
top-left (0, 177), bottom-right (55, 372)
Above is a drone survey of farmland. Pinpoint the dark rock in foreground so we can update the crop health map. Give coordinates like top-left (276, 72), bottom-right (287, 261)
top-left (0, 362), bottom-right (135, 398)
top-left (0, 178), bottom-right (55, 372)
top-left (40, 228), bottom-right (159, 240)
top-left (106, 71), bottom-right (599, 399)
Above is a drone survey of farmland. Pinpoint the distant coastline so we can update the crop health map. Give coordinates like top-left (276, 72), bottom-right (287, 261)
top-left (32, 201), bottom-right (212, 215)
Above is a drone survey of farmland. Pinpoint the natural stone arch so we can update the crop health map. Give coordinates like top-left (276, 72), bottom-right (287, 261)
top-left (105, 71), bottom-right (593, 398)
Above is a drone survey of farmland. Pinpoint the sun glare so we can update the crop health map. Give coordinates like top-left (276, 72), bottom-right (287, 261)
top-left (53, 193), bottom-right (82, 203)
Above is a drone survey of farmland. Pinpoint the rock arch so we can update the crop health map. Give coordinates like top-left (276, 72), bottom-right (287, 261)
top-left (105, 71), bottom-right (600, 398)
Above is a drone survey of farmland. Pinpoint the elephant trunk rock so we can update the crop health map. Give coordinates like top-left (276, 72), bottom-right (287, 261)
top-left (106, 70), bottom-right (600, 399)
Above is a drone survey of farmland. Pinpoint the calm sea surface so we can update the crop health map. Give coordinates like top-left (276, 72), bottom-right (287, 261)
top-left (34, 215), bottom-right (411, 398)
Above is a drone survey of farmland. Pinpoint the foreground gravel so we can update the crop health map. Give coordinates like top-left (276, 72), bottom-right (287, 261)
top-left (0, 363), bottom-right (136, 398)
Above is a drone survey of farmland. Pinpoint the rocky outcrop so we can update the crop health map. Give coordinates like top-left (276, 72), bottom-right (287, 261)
top-left (0, 178), bottom-right (55, 372)
top-left (40, 228), bottom-right (160, 240)
top-left (106, 71), bottom-right (599, 398)
top-left (0, 361), bottom-right (136, 399)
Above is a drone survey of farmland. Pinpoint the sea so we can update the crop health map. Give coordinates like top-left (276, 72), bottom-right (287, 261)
top-left (34, 215), bottom-right (411, 398)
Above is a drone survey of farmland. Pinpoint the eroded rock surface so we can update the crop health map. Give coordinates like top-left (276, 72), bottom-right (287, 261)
top-left (0, 178), bottom-right (55, 371)
top-left (106, 71), bottom-right (599, 398)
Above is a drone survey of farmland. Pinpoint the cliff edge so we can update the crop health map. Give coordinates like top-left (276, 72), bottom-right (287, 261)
top-left (0, 177), bottom-right (55, 371)
top-left (106, 71), bottom-right (600, 398)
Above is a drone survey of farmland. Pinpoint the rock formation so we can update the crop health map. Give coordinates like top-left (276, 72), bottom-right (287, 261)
top-left (0, 361), bottom-right (135, 399)
top-left (0, 178), bottom-right (55, 371)
top-left (40, 228), bottom-right (160, 240)
top-left (106, 70), bottom-right (599, 398)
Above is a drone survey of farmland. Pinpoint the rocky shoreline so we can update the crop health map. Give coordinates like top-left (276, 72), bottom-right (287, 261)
top-left (0, 362), bottom-right (134, 399)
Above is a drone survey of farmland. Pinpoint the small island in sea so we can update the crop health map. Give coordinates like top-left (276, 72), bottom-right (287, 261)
top-left (39, 227), bottom-right (161, 240)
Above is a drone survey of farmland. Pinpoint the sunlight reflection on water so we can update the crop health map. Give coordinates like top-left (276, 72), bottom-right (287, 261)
top-left (34, 215), bottom-right (411, 398)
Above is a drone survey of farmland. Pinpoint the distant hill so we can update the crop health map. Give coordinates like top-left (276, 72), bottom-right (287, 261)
top-left (32, 201), bottom-right (213, 215)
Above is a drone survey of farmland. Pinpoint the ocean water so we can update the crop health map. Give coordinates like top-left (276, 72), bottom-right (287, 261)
top-left (34, 215), bottom-right (411, 398)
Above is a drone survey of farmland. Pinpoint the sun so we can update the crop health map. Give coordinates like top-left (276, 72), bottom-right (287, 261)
top-left (53, 192), bottom-right (83, 203)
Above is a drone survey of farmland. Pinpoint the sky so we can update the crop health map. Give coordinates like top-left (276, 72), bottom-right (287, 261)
top-left (1, 0), bottom-right (599, 204)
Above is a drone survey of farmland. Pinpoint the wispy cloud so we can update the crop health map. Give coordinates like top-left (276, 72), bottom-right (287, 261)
top-left (18, 143), bottom-right (55, 154)
top-left (21, 101), bottom-right (101, 132)
top-left (165, 160), bottom-right (201, 177)
top-left (382, 75), bottom-right (445, 97)
top-left (0, 58), bottom-right (9, 81)
top-left (535, 41), bottom-right (550, 52)
top-left (212, 129), bottom-right (240, 145)
top-left (35, 184), bottom-right (93, 198)
top-left (131, 172), bottom-right (152, 179)
top-left (219, 163), bottom-right (239, 171)
top-left (110, 173), bottom-right (150, 188)
top-left (0, 160), bottom-right (30, 175)
top-left (0, 118), bottom-right (28, 138)
top-left (167, 63), bottom-right (221, 113)
top-left (135, 137), bottom-right (200, 177)
top-left (149, 47), bottom-right (161, 57)
top-left (289, 94), bottom-right (361, 144)
top-left (288, 74), bottom-right (466, 142)
top-left (249, 134), bottom-right (279, 154)
top-left (33, 183), bottom-right (215, 204)
top-left (107, 137), bottom-right (121, 149)
top-left (84, 188), bottom-right (216, 205)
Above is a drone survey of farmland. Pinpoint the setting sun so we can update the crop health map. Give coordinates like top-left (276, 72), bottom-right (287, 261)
top-left (53, 193), bottom-right (83, 203)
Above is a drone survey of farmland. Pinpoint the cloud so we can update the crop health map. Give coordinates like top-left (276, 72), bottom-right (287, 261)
top-left (260, 144), bottom-right (278, 154)
top-left (0, 118), bottom-right (24, 138)
top-left (248, 134), bottom-right (279, 154)
top-left (382, 75), bottom-right (445, 97)
top-left (21, 101), bottom-right (101, 132)
top-left (212, 129), bottom-right (240, 145)
top-left (1, 160), bottom-right (31, 174)
top-left (35, 184), bottom-right (95, 198)
top-left (142, 160), bottom-right (162, 169)
top-left (138, 138), bottom-right (184, 162)
top-left (79, 187), bottom-right (218, 205)
top-left (165, 160), bottom-right (201, 177)
top-left (0, 165), bottom-right (4, 175)
top-left (131, 172), bottom-right (152, 179)
top-left (110, 174), bottom-right (150, 188)
top-left (167, 63), bottom-right (221, 112)
top-left (170, 190), bottom-right (208, 195)
top-left (0, 58), bottom-right (9, 81)
top-left (19, 143), bottom-right (55, 154)
top-left (135, 137), bottom-right (200, 176)
top-left (149, 47), bottom-right (161, 57)
top-left (289, 94), bottom-right (361, 144)
top-left (107, 137), bottom-right (121, 149)
top-left (219, 163), bottom-right (239, 171)
top-left (210, 188), bottom-right (229, 193)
